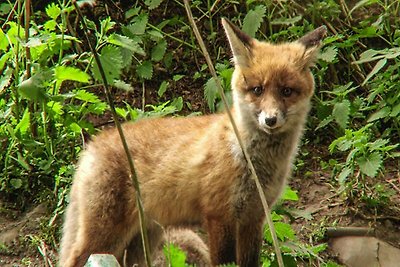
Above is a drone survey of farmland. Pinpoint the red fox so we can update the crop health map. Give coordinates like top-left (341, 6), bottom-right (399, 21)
top-left (59, 19), bottom-right (326, 267)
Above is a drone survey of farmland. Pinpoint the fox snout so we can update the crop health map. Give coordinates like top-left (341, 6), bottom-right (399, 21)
top-left (257, 109), bottom-right (285, 131)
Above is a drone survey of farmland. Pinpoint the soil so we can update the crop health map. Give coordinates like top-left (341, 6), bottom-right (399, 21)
top-left (1, 1), bottom-right (400, 267)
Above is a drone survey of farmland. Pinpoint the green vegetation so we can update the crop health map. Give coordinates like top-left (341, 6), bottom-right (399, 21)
top-left (0, 0), bottom-right (399, 266)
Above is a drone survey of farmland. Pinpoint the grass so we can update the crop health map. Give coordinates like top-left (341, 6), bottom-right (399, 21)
top-left (0, 0), bottom-right (399, 266)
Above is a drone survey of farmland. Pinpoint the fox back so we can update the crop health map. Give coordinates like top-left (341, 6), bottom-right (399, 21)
top-left (59, 19), bottom-right (326, 267)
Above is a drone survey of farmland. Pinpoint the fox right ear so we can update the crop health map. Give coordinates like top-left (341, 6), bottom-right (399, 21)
top-left (222, 18), bottom-right (255, 68)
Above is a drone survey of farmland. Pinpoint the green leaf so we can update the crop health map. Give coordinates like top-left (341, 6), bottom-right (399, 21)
top-left (151, 39), bottom-right (167, 61)
top-left (10, 178), bottom-right (23, 189)
top-left (338, 166), bottom-right (352, 184)
top-left (265, 222), bottom-right (296, 243)
top-left (144, 0), bottom-right (164, 10)
top-left (204, 77), bottom-right (218, 112)
top-left (55, 66), bottom-right (90, 83)
top-left (0, 67), bottom-right (12, 93)
top-left (15, 108), bottom-right (30, 135)
top-left (45, 3), bottom-right (61, 20)
top-left (74, 89), bottom-right (100, 103)
top-left (100, 17), bottom-right (116, 35)
top-left (357, 152), bottom-right (382, 177)
top-left (332, 100), bottom-right (350, 129)
top-left (158, 81), bottom-right (169, 97)
top-left (108, 33), bottom-right (145, 55)
top-left (136, 61), bottom-right (153, 80)
top-left (242, 5), bottom-right (266, 37)
top-left (171, 97), bottom-right (183, 112)
top-left (318, 46), bottom-right (338, 62)
top-left (18, 72), bottom-right (50, 102)
top-left (163, 244), bottom-right (187, 266)
top-left (17, 152), bottom-right (31, 171)
top-left (367, 106), bottom-right (391, 122)
top-left (0, 28), bottom-right (8, 51)
top-left (349, 0), bottom-right (379, 15)
top-left (92, 45), bottom-right (123, 84)
top-left (271, 16), bottom-right (302, 26)
top-left (281, 186), bottom-right (299, 201)
top-left (362, 58), bottom-right (387, 85)
top-left (125, 13), bottom-right (148, 35)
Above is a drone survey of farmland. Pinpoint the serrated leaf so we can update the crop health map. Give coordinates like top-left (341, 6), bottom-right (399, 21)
top-left (158, 81), bottom-right (169, 97)
top-left (92, 45), bottom-right (123, 84)
top-left (74, 89), bottom-right (100, 103)
top-left (113, 79), bottom-right (134, 92)
top-left (0, 67), bottom-right (12, 93)
top-left (144, 0), bottom-right (164, 9)
top-left (136, 61), bottom-right (153, 80)
top-left (108, 33), bottom-right (145, 55)
top-left (353, 49), bottom-right (380, 64)
top-left (204, 77), bottom-right (219, 112)
top-left (357, 152), bottom-right (382, 177)
top-left (151, 39), bottom-right (167, 61)
top-left (171, 96), bottom-right (183, 112)
top-left (333, 100), bottom-right (350, 129)
top-left (163, 244), bottom-right (186, 266)
top-left (318, 46), bottom-right (337, 62)
top-left (125, 13), bottom-right (148, 35)
top-left (362, 58), bottom-right (387, 85)
top-left (45, 3), bottom-right (61, 20)
top-left (265, 222), bottom-right (296, 242)
top-left (316, 115), bottom-right (333, 130)
top-left (242, 5), bottom-right (266, 37)
top-left (100, 17), bottom-right (116, 34)
top-left (367, 106), bottom-right (391, 122)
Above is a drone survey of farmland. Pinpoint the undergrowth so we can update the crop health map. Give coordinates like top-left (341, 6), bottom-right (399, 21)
top-left (0, 0), bottom-right (399, 266)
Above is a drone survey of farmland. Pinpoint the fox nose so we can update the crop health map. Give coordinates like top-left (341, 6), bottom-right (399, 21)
top-left (265, 116), bottom-right (277, 127)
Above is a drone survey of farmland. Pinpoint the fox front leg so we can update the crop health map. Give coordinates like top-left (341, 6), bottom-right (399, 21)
top-left (236, 218), bottom-right (264, 267)
top-left (206, 218), bottom-right (237, 266)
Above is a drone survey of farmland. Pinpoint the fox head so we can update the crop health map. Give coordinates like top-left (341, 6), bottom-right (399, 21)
top-left (222, 19), bottom-right (326, 134)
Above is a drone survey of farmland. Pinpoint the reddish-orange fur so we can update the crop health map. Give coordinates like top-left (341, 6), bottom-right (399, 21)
top-left (59, 19), bottom-right (325, 267)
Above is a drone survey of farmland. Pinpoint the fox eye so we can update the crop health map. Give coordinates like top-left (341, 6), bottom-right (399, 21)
top-left (251, 86), bottom-right (264, 96)
top-left (281, 87), bottom-right (293, 97)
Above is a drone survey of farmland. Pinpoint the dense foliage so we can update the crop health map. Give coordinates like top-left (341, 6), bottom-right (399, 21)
top-left (0, 0), bottom-right (398, 266)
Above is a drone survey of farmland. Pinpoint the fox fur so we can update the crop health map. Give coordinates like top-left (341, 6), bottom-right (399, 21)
top-left (59, 19), bottom-right (326, 267)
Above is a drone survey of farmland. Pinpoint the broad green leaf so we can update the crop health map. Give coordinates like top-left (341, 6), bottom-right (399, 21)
top-left (158, 81), bottom-right (169, 97)
top-left (15, 109), bottom-right (30, 135)
top-left (144, 0), bottom-right (164, 10)
top-left (100, 17), bottom-right (116, 35)
top-left (318, 46), bottom-right (338, 62)
top-left (47, 101), bottom-right (64, 115)
top-left (18, 72), bottom-right (50, 102)
top-left (125, 13), bottom-right (148, 35)
top-left (0, 28), bottom-right (7, 51)
top-left (151, 39), bottom-right (167, 61)
top-left (265, 222), bottom-right (296, 242)
top-left (353, 49), bottom-right (380, 64)
top-left (45, 3), bottom-right (61, 20)
top-left (332, 100), bottom-right (350, 129)
top-left (171, 97), bottom-right (183, 112)
top-left (92, 45), bottom-right (123, 84)
top-left (163, 244), bottom-right (186, 266)
top-left (367, 106), bottom-right (391, 122)
top-left (281, 186), bottom-right (299, 201)
top-left (136, 60), bottom-right (153, 80)
top-left (55, 66), bottom-right (90, 83)
top-left (204, 77), bottom-right (219, 112)
top-left (0, 67), bottom-right (12, 93)
top-left (362, 58), bottom-right (387, 85)
top-left (357, 152), bottom-right (382, 177)
top-left (108, 33), bottom-right (145, 55)
top-left (391, 102), bottom-right (400, 117)
top-left (242, 5), bottom-right (266, 37)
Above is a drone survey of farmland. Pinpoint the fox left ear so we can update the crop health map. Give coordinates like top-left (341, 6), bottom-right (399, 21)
top-left (222, 18), bottom-right (255, 68)
top-left (297, 26), bottom-right (327, 67)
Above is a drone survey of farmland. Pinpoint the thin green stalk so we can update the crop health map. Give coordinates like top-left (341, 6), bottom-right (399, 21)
top-left (182, 1), bottom-right (284, 267)
top-left (72, 2), bottom-right (152, 266)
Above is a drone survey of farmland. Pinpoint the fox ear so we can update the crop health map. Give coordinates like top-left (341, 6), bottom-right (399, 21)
top-left (222, 18), bottom-right (255, 68)
top-left (297, 26), bottom-right (327, 67)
